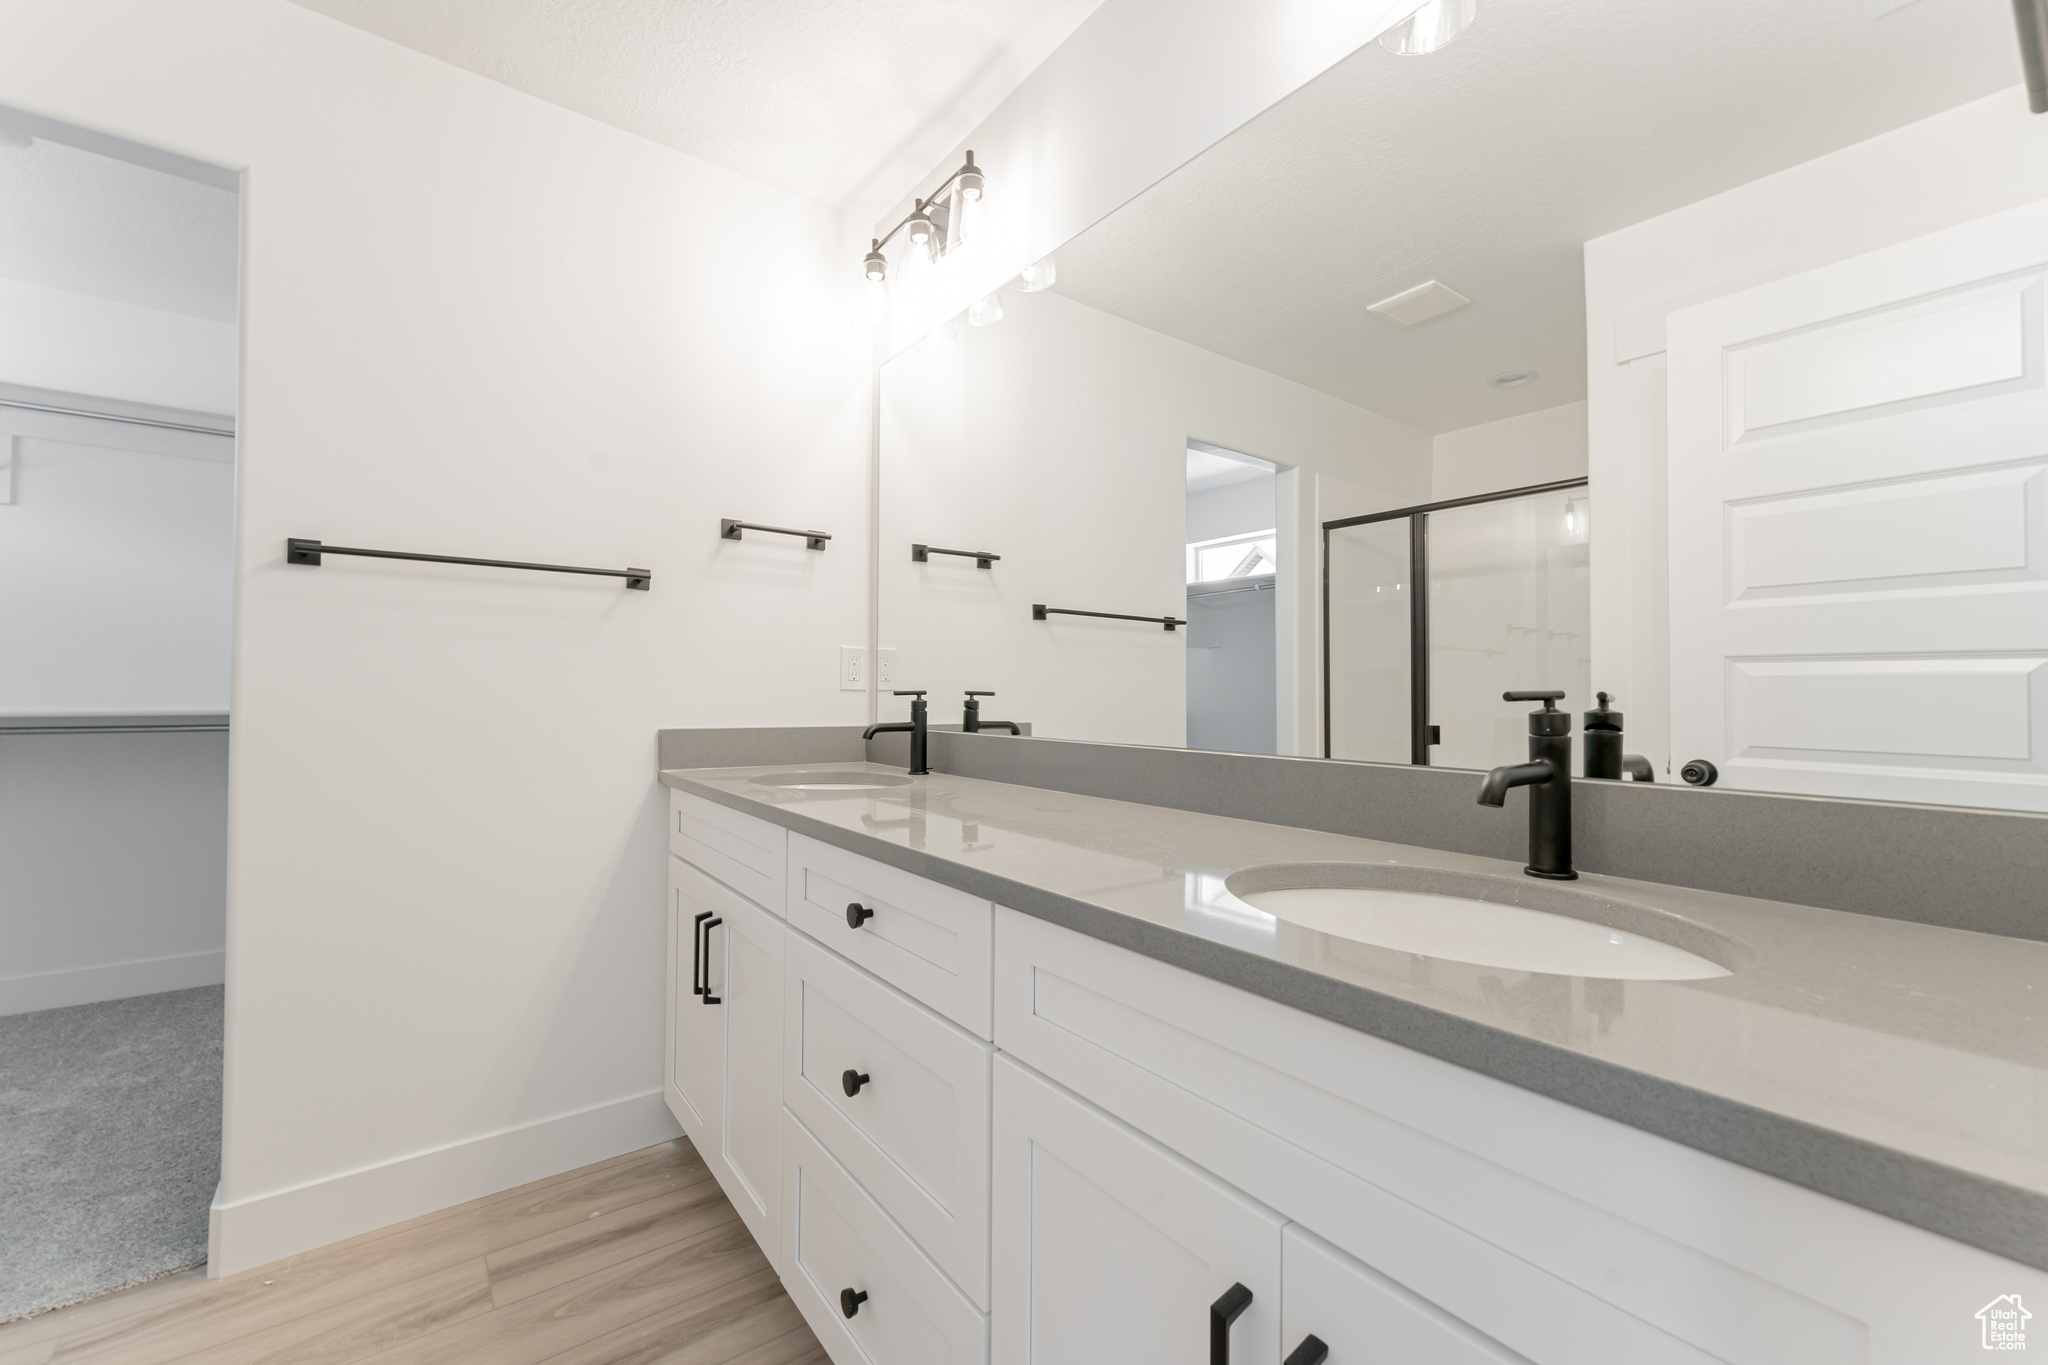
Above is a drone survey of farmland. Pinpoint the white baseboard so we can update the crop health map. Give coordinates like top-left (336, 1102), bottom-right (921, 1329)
top-left (0, 948), bottom-right (226, 1016)
top-left (206, 1088), bottom-right (683, 1277)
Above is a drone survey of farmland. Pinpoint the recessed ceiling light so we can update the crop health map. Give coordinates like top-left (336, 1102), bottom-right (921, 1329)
top-left (1488, 370), bottom-right (1537, 389)
top-left (1367, 279), bottom-right (1470, 327)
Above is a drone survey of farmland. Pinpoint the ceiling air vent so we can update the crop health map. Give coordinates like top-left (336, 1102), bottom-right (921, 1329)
top-left (1366, 279), bottom-right (1471, 327)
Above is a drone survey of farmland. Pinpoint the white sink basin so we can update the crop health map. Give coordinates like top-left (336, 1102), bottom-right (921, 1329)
top-left (1228, 865), bottom-right (1739, 981)
top-left (750, 770), bottom-right (913, 791)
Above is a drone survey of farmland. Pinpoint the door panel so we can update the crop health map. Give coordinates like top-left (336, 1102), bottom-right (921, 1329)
top-left (991, 1054), bottom-right (1283, 1365)
top-left (1668, 198), bottom-right (2048, 809)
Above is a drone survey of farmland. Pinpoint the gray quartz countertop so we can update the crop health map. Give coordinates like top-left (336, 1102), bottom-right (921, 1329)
top-left (661, 760), bottom-right (2048, 1269)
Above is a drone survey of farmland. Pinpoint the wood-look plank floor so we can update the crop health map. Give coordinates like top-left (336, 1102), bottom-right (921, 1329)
top-left (0, 1139), bottom-right (827, 1365)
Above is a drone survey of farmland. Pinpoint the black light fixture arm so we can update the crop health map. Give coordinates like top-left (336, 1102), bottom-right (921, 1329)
top-left (873, 152), bottom-right (983, 254)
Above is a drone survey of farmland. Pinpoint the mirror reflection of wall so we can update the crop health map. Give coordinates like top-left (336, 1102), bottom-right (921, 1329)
top-left (877, 0), bottom-right (2048, 812)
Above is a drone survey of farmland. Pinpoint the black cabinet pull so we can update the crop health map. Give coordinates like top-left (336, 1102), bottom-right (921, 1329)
top-left (1284, 1335), bottom-right (1329, 1365)
top-left (691, 911), bottom-right (712, 997)
top-left (698, 917), bottom-right (723, 1005)
top-left (840, 1287), bottom-right (868, 1318)
top-left (846, 901), bottom-right (876, 929)
top-left (842, 1069), bottom-right (871, 1097)
top-left (1210, 1283), bottom-right (1253, 1365)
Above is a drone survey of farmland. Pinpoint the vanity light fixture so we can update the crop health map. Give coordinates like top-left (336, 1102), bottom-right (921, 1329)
top-left (861, 151), bottom-right (988, 324)
top-left (1488, 369), bottom-right (1538, 389)
top-left (1380, 0), bottom-right (1477, 56)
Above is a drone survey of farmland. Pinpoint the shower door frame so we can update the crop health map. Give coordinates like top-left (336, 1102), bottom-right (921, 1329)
top-left (1321, 476), bottom-right (1588, 763)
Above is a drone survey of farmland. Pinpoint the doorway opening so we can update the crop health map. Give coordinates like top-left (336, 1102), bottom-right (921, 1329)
top-left (0, 109), bottom-right (238, 1321)
top-left (1185, 440), bottom-right (1281, 754)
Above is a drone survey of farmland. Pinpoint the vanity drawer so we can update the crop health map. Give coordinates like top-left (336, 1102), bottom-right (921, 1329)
top-left (782, 1109), bottom-right (988, 1365)
top-left (787, 832), bottom-right (992, 1037)
top-left (785, 928), bottom-right (992, 1306)
top-left (670, 788), bottom-right (786, 912)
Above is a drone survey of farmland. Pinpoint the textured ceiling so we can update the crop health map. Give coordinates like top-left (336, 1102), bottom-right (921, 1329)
top-left (285, 0), bottom-right (1104, 214)
top-left (0, 132), bottom-right (239, 322)
top-left (1050, 0), bottom-right (2025, 435)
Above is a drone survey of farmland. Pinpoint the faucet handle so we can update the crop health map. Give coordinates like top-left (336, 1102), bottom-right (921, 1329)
top-left (1504, 690), bottom-right (1565, 707)
top-left (965, 690), bottom-right (995, 697)
top-left (891, 689), bottom-right (927, 697)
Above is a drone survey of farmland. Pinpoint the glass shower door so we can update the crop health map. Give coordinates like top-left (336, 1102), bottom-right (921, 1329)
top-left (1426, 489), bottom-right (1590, 771)
top-left (1324, 482), bottom-right (1590, 767)
top-left (1326, 518), bottom-right (1411, 763)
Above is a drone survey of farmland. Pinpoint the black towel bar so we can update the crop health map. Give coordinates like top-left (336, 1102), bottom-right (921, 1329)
top-left (912, 544), bottom-right (1000, 568)
top-left (722, 519), bottom-right (829, 550)
top-left (287, 539), bottom-right (649, 589)
top-left (1033, 604), bottom-right (1187, 631)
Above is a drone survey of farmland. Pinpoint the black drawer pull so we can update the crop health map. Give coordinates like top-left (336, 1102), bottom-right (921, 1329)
top-left (840, 1287), bottom-right (868, 1318)
top-left (846, 901), bottom-right (876, 929)
top-left (1284, 1334), bottom-right (1329, 1365)
top-left (842, 1069), bottom-right (871, 1097)
top-left (698, 917), bottom-right (723, 1005)
top-left (1211, 1283), bottom-right (1252, 1365)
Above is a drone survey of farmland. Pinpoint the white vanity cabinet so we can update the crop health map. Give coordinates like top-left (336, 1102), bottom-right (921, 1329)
top-left (991, 1055), bottom-right (1283, 1365)
top-left (661, 785), bottom-right (2044, 1365)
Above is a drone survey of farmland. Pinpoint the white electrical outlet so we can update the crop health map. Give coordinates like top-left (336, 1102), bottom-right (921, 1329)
top-left (877, 648), bottom-right (898, 688)
top-left (839, 646), bottom-right (866, 691)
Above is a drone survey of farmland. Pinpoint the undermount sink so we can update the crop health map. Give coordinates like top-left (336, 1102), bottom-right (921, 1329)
top-left (749, 770), bottom-right (914, 791)
top-left (1226, 864), bottom-right (1743, 981)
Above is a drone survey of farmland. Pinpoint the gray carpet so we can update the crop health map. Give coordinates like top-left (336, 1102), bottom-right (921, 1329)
top-left (0, 986), bottom-right (222, 1323)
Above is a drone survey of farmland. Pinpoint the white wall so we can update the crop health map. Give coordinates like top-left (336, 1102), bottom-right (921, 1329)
top-left (1186, 475), bottom-right (1275, 544)
top-left (0, 0), bottom-right (870, 1275)
top-left (0, 277), bottom-right (238, 414)
top-left (0, 409), bottom-right (235, 714)
top-left (1585, 86), bottom-right (2048, 777)
top-left (0, 730), bottom-right (228, 1015)
top-left (1432, 400), bottom-right (1587, 503)
top-left (880, 286), bottom-right (1426, 749)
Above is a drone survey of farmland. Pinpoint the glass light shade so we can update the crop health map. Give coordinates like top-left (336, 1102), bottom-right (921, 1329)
top-left (1379, 0), bottom-right (1476, 55)
top-left (1016, 257), bottom-right (1057, 292)
top-left (967, 294), bottom-right (1004, 327)
top-left (865, 275), bottom-right (890, 328)
top-left (953, 183), bottom-right (986, 249)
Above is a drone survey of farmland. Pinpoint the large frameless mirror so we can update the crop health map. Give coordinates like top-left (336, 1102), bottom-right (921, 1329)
top-left (877, 0), bottom-right (2048, 813)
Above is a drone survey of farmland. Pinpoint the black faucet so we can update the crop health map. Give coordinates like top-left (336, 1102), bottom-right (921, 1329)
top-left (962, 691), bottom-right (1020, 735)
top-left (1477, 690), bottom-right (1576, 880)
top-left (863, 690), bottom-right (929, 775)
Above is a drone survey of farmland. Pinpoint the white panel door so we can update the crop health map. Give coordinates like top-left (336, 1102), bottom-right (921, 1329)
top-left (991, 1055), bottom-right (1283, 1365)
top-left (1668, 197), bottom-right (2048, 809)
top-left (719, 889), bottom-right (785, 1265)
